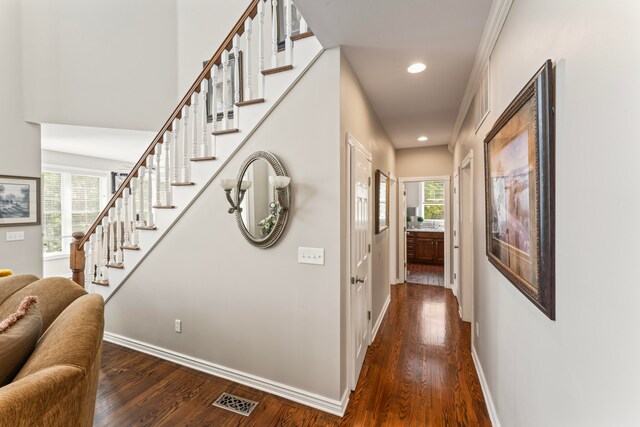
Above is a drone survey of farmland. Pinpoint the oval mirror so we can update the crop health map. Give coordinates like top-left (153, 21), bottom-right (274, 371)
top-left (234, 152), bottom-right (290, 248)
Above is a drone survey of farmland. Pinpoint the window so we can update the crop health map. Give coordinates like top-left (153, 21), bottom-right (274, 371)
top-left (422, 181), bottom-right (445, 220)
top-left (42, 168), bottom-right (107, 256)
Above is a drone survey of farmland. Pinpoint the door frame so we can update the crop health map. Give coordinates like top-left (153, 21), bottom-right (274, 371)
top-left (453, 169), bottom-right (461, 301)
top-left (398, 175), bottom-right (451, 287)
top-left (459, 150), bottom-right (474, 326)
top-left (345, 132), bottom-right (373, 391)
top-left (389, 173), bottom-right (399, 285)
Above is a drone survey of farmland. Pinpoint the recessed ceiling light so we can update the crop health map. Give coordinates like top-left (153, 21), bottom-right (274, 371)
top-left (407, 63), bottom-right (427, 74)
top-left (418, 136), bottom-right (429, 142)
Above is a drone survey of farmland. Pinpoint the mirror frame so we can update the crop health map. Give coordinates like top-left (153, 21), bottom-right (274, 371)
top-left (234, 151), bottom-right (290, 248)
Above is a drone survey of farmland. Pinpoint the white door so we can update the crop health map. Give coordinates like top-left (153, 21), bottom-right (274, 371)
top-left (453, 170), bottom-right (461, 302)
top-left (350, 143), bottom-right (371, 390)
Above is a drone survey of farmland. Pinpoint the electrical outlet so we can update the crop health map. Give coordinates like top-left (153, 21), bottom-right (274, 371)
top-left (475, 322), bottom-right (480, 339)
top-left (5, 231), bottom-right (24, 242)
top-left (174, 319), bottom-right (182, 333)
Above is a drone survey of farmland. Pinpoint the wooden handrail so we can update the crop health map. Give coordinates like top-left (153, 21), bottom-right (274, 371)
top-left (78, 0), bottom-right (262, 248)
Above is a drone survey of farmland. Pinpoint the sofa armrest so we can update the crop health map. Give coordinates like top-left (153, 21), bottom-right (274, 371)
top-left (0, 365), bottom-right (85, 426)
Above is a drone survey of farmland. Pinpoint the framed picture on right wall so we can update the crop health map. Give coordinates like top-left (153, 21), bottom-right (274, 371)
top-left (484, 60), bottom-right (556, 320)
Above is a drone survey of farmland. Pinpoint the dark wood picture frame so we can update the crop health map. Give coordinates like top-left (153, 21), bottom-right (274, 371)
top-left (0, 174), bottom-right (41, 227)
top-left (203, 52), bottom-right (243, 123)
top-left (111, 172), bottom-right (128, 195)
top-left (375, 170), bottom-right (389, 234)
top-left (484, 60), bottom-right (555, 319)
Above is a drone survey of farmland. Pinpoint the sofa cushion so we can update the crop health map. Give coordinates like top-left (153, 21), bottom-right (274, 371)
top-left (0, 274), bottom-right (39, 307)
top-left (15, 294), bottom-right (104, 380)
top-left (0, 296), bottom-right (42, 386)
top-left (0, 277), bottom-right (86, 336)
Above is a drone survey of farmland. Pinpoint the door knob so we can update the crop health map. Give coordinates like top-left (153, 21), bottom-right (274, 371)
top-left (352, 276), bottom-right (365, 284)
top-left (454, 245), bottom-right (460, 249)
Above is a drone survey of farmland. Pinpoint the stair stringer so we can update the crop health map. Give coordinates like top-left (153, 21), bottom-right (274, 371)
top-left (88, 37), bottom-right (324, 302)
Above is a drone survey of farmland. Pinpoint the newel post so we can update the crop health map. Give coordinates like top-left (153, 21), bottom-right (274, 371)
top-left (70, 231), bottom-right (86, 288)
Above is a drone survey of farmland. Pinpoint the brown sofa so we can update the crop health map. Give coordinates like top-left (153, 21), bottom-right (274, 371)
top-left (0, 275), bottom-right (104, 426)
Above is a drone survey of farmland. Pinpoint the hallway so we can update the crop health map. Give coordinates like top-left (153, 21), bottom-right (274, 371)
top-left (95, 284), bottom-right (489, 425)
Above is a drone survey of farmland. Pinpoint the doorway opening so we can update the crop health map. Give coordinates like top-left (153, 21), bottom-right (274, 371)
top-left (399, 176), bottom-right (451, 288)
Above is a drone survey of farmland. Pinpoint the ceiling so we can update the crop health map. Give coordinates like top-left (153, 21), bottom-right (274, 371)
top-left (41, 124), bottom-right (156, 162)
top-left (295, 0), bottom-right (493, 149)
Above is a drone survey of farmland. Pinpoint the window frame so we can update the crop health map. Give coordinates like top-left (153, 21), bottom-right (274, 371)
top-left (420, 181), bottom-right (446, 221)
top-left (42, 164), bottom-right (109, 259)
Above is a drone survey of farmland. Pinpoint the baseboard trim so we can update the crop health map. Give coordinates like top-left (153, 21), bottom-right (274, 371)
top-left (103, 331), bottom-right (347, 416)
top-left (339, 387), bottom-right (350, 415)
top-left (471, 346), bottom-right (501, 427)
top-left (371, 294), bottom-right (391, 342)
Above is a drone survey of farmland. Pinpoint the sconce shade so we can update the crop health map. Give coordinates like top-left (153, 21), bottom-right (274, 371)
top-left (220, 179), bottom-right (237, 190)
top-left (269, 175), bottom-right (291, 189)
top-left (240, 180), bottom-right (253, 191)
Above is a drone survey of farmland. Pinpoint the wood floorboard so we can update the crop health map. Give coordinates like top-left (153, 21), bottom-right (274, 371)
top-left (95, 284), bottom-right (490, 426)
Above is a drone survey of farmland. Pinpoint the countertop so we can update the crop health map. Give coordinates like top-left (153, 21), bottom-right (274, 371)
top-left (407, 228), bottom-right (444, 233)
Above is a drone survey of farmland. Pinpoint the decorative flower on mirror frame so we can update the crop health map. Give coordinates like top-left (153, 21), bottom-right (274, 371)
top-left (259, 214), bottom-right (277, 237)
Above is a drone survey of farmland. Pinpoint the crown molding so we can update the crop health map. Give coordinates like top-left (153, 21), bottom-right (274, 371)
top-left (448, 0), bottom-right (514, 152)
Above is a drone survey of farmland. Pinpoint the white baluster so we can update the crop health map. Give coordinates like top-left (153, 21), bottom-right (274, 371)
top-left (232, 35), bottom-right (241, 129)
top-left (154, 145), bottom-right (162, 206)
top-left (85, 239), bottom-right (93, 284)
top-left (145, 155), bottom-right (155, 228)
top-left (137, 167), bottom-right (146, 227)
top-left (130, 178), bottom-right (140, 247)
top-left (172, 119), bottom-right (180, 184)
top-left (95, 225), bottom-right (104, 283)
top-left (115, 198), bottom-right (123, 265)
top-left (122, 187), bottom-right (131, 247)
top-left (271, 0), bottom-right (278, 68)
top-left (285, 0), bottom-right (292, 65)
top-left (222, 50), bottom-right (230, 130)
top-left (211, 67), bottom-right (219, 135)
top-left (89, 234), bottom-right (97, 282)
top-left (258, 0), bottom-right (265, 98)
top-left (299, 9), bottom-right (308, 33)
top-left (181, 106), bottom-right (191, 182)
top-left (200, 80), bottom-right (209, 157)
top-left (109, 207), bottom-right (117, 264)
top-left (163, 132), bottom-right (173, 206)
top-left (191, 92), bottom-right (199, 159)
top-left (101, 217), bottom-right (109, 282)
top-left (244, 17), bottom-right (253, 101)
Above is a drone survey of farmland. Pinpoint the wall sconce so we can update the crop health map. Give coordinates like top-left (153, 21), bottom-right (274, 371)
top-left (220, 179), bottom-right (252, 213)
top-left (268, 175), bottom-right (291, 215)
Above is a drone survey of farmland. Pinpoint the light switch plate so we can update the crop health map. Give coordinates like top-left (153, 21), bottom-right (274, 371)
top-left (174, 319), bottom-right (182, 333)
top-left (298, 247), bottom-right (325, 265)
top-left (6, 231), bottom-right (24, 242)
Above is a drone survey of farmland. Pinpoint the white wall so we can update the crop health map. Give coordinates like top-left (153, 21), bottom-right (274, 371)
top-left (339, 51), bottom-right (396, 393)
top-left (0, 0), bottom-right (43, 277)
top-left (453, 1), bottom-right (640, 425)
top-left (405, 182), bottom-right (421, 210)
top-left (42, 150), bottom-right (134, 174)
top-left (396, 145), bottom-right (453, 178)
top-left (21, 0), bottom-right (178, 131)
top-left (105, 49), bottom-right (343, 401)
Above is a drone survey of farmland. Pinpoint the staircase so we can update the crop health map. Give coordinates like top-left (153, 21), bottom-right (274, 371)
top-left (69, 0), bottom-right (321, 301)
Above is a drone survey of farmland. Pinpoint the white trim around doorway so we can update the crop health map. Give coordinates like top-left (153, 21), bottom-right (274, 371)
top-left (398, 176), bottom-right (451, 287)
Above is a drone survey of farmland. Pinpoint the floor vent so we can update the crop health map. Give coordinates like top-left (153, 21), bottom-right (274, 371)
top-left (212, 392), bottom-right (258, 416)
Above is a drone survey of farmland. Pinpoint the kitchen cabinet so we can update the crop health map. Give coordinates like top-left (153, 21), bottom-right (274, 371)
top-left (406, 231), bottom-right (444, 265)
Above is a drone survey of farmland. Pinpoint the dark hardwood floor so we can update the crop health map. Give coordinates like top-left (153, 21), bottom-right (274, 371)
top-left (95, 284), bottom-right (490, 426)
